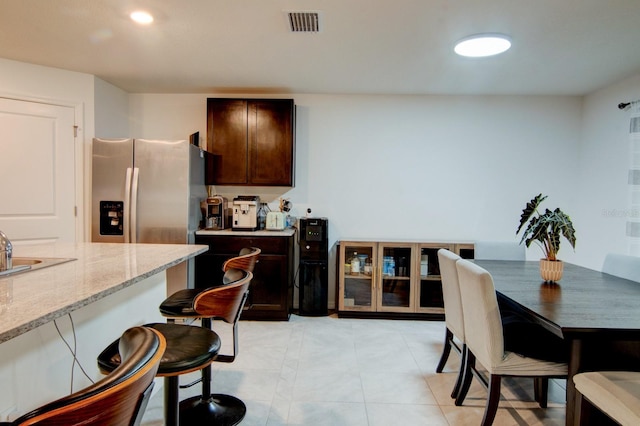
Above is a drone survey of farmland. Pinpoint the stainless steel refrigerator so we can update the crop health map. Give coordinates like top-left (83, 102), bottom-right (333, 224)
top-left (91, 138), bottom-right (206, 294)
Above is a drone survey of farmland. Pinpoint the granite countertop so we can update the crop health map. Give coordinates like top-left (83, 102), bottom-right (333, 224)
top-left (196, 228), bottom-right (296, 237)
top-left (0, 242), bottom-right (207, 343)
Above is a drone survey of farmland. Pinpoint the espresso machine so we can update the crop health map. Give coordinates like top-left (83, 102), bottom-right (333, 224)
top-left (232, 196), bottom-right (259, 231)
top-left (203, 195), bottom-right (227, 230)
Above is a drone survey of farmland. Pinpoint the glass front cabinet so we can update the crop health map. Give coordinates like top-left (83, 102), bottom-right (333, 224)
top-left (338, 241), bottom-right (474, 318)
top-left (339, 242), bottom-right (378, 312)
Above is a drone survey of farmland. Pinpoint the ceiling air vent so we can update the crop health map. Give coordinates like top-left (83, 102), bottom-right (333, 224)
top-left (287, 11), bottom-right (321, 33)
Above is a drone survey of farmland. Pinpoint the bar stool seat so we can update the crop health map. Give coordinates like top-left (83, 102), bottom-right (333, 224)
top-left (159, 288), bottom-right (202, 317)
top-left (98, 322), bottom-right (221, 426)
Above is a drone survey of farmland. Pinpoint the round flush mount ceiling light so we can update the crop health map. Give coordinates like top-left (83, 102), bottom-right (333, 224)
top-left (130, 10), bottom-right (154, 25)
top-left (454, 34), bottom-right (511, 57)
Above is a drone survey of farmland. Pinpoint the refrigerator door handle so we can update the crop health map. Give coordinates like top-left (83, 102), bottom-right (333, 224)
top-left (130, 167), bottom-right (140, 244)
top-left (123, 167), bottom-right (133, 243)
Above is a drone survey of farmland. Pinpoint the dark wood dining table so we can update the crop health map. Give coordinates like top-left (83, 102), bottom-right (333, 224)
top-left (474, 259), bottom-right (640, 426)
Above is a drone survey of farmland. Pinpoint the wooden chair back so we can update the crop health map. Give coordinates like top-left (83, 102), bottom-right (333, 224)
top-left (10, 326), bottom-right (165, 426)
top-left (222, 247), bottom-right (261, 274)
top-left (194, 269), bottom-right (253, 323)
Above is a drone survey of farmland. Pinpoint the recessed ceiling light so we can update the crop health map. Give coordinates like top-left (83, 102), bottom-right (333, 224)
top-left (130, 11), bottom-right (154, 25)
top-left (454, 34), bottom-right (511, 58)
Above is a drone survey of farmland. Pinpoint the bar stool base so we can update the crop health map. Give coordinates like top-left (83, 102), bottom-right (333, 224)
top-left (179, 394), bottom-right (246, 426)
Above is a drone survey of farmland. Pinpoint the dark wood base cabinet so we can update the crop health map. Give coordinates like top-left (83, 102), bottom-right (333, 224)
top-left (195, 231), bottom-right (295, 320)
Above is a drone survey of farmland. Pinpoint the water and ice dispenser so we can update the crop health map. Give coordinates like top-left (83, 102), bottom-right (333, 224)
top-left (298, 217), bottom-right (329, 316)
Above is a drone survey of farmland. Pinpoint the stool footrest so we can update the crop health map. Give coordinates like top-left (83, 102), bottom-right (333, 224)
top-left (179, 377), bottom-right (203, 389)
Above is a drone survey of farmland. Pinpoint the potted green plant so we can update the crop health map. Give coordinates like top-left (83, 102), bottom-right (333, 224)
top-left (516, 193), bottom-right (577, 282)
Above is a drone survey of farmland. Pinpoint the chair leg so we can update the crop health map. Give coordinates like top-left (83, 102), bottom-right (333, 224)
top-left (455, 348), bottom-right (474, 406)
top-left (436, 328), bottom-right (453, 373)
top-left (574, 389), bottom-right (588, 426)
top-left (482, 375), bottom-right (502, 426)
top-left (450, 343), bottom-right (467, 399)
top-left (573, 390), bottom-right (618, 426)
top-left (534, 377), bottom-right (549, 408)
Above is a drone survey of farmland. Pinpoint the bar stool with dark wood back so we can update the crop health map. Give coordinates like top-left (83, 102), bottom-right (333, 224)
top-left (98, 268), bottom-right (252, 426)
top-left (157, 248), bottom-right (259, 425)
top-left (0, 326), bottom-right (165, 426)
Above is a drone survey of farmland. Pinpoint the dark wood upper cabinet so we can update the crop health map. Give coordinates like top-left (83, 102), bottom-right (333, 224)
top-left (206, 98), bottom-right (295, 186)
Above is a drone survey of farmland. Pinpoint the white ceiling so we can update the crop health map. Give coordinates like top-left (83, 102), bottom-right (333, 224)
top-left (1, 0), bottom-right (640, 96)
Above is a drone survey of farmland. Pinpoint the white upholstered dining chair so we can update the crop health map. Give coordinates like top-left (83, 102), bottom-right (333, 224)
top-left (573, 371), bottom-right (640, 426)
top-left (435, 249), bottom-right (466, 399)
top-left (455, 259), bottom-right (567, 426)
top-left (602, 253), bottom-right (640, 282)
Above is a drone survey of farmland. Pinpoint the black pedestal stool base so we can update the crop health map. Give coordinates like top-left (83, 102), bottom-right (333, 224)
top-left (179, 394), bottom-right (246, 426)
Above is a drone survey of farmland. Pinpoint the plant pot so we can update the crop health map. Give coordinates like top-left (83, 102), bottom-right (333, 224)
top-left (539, 259), bottom-right (563, 282)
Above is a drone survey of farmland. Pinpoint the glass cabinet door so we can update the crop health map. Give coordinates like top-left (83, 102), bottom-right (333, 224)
top-left (339, 242), bottom-right (377, 312)
top-left (377, 243), bottom-right (415, 312)
top-left (416, 243), bottom-right (454, 314)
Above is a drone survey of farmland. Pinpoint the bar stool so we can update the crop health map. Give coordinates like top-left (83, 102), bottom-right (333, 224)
top-left (98, 269), bottom-right (252, 426)
top-left (158, 247), bottom-right (259, 425)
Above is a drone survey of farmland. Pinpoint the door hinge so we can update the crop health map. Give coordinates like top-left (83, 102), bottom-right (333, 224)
top-left (74, 206), bottom-right (78, 217)
top-left (73, 125), bottom-right (78, 137)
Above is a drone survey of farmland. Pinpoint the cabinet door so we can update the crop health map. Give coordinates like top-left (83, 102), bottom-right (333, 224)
top-left (377, 243), bottom-right (416, 313)
top-left (194, 234), bottom-right (294, 321)
top-left (248, 99), bottom-right (294, 186)
top-left (415, 243), bottom-right (455, 314)
top-left (206, 99), bottom-right (248, 184)
top-left (339, 242), bottom-right (377, 312)
top-left (456, 243), bottom-right (475, 260)
top-left (243, 253), bottom-right (289, 319)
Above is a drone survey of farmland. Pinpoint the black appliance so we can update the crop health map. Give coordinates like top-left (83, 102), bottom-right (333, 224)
top-left (298, 217), bottom-right (329, 316)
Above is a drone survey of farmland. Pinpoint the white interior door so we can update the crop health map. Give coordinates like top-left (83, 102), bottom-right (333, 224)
top-left (0, 98), bottom-right (76, 244)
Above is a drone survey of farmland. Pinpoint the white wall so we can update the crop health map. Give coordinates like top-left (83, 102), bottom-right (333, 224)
top-left (3, 56), bottom-right (636, 296)
top-left (130, 92), bottom-right (583, 304)
top-left (130, 93), bottom-right (582, 244)
top-left (94, 78), bottom-right (130, 137)
top-left (0, 58), bottom-right (96, 241)
top-left (575, 73), bottom-right (640, 269)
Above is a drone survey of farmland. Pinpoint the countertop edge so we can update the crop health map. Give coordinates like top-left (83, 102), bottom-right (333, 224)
top-left (0, 244), bottom-right (208, 344)
top-left (196, 229), bottom-right (296, 237)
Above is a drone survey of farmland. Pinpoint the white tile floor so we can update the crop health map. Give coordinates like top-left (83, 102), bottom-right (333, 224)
top-left (141, 314), bottom-right (566, 425)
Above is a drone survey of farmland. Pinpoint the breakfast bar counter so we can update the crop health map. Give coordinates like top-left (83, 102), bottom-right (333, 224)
top-left (0, 242), bottom-right (208, 344)
top-left (0, 242), bottom-right (207, 420)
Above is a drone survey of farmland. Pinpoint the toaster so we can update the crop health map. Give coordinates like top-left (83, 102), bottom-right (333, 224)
top-left (266, 211), bottom-right (286, 230)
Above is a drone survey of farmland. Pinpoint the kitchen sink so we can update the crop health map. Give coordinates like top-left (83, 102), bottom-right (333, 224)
top-left (0, 257), bottom-right (76, 277)
top-left (12, 258), bottom-right (43, 266)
